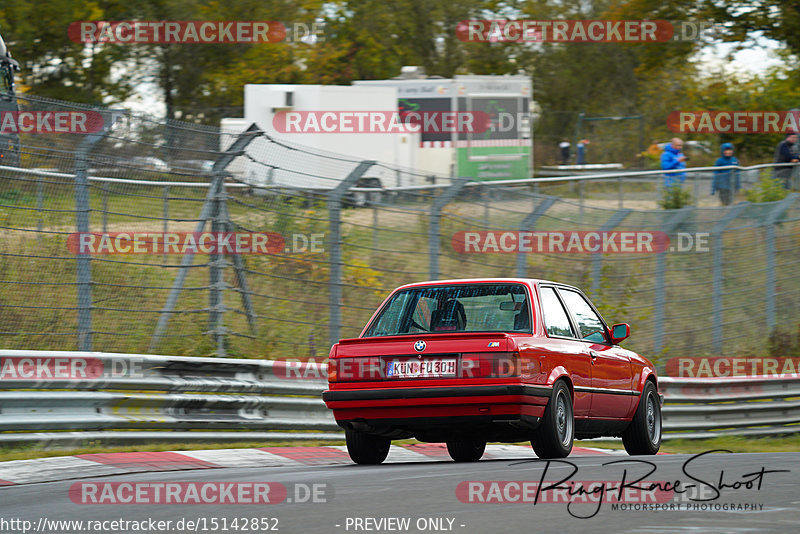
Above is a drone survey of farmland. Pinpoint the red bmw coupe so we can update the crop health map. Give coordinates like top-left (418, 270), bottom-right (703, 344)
top-left (323, 278), bottom-right (662, 464)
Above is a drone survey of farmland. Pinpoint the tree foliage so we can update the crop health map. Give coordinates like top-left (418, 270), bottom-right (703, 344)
top-left (0, 0), bottom-right (799, 161)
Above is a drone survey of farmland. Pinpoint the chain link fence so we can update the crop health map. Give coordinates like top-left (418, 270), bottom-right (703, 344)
top-left (1, 94), bottom-right (799, 366)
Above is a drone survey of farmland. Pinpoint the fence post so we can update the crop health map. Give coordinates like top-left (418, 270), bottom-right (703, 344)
top-left (372, 205), bottom-right (379, 255)
top-left (483, 184), bottom-right (490, 228)
top-left (764, 193), bottom-right (798, 330)
top-left (429, 177), bottom-right (469, 280)
top-left (653, 207), bottom-right (694, 354)
top-left (36, 175), bottom-right (44, 238)
top-left (74, 112), bottom-right (116, 351)
top-left (590, 209), bottom-right (630, 296)
top-left (328, 161), bottom-right (375, 347)
top-left (711, 203), bottom-right (749, 353)
top-left (515, 196), bottom-right (556, 278)
top-left (162, 185), bottom-right (169, 265)
top-left (150, 124), bottom-right (260, 353)
top-left (101, 182), bottom-right (108, 233)
top-left (209, 178), bottom-right (228, 356)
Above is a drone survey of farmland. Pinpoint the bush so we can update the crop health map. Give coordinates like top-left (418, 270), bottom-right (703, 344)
top-left (745, 175), bottom-right (789, 203)
top-left (659, 184), bottom-right (692, 209)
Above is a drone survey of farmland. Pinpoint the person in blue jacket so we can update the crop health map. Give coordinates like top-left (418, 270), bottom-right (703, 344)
top-left (661, 138), bottom-right (687, 188)
top-left (712, 142), bottom-right (740, 206)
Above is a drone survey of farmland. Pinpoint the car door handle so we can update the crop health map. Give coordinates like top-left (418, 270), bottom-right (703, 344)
top-left (589, 351), bottom-right (599, 364)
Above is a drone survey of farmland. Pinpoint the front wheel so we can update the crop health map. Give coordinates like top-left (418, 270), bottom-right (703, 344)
top-left (531, 380), bottom-right (574, 459)
top-left (446, 440), bottom-right (486, 462)
top-left (345, 429), bottom-right (391, 464)
top-left (622, 381), bottom-right (662, 455)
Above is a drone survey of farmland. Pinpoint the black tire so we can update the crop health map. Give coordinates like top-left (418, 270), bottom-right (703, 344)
top-left (622, 380), bottom-right (662, 455)
top-left (446, 440), bottom-right (486, 462)
top-left (531, 380), bottom-right (574, 459)
top-left (345, 429), bottom-right (391, 465)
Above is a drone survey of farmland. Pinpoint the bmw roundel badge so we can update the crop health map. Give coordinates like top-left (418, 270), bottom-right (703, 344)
top-left (414, 340), bottom-right (426, 352)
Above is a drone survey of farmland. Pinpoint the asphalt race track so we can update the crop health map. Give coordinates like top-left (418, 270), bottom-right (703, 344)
top-left (1, 450), bottom-right (797, 534)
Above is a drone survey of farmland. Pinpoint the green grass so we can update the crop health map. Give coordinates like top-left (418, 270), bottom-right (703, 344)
top-left (1, 435), bottom-right (797, 463)
top-left (577, 434), bottom-right (800, 454)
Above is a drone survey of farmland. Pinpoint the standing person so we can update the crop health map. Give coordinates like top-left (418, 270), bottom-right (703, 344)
top-left (576, 139), bottom-right (589, 164)
top-left (661, 137), bottom-right (687, 188)
top-left (773, 132), bottom-right (799, 189)
top-left (712, 143), bottom-right (740, 206)
top-left (559, 139), bottom-right (570, 165)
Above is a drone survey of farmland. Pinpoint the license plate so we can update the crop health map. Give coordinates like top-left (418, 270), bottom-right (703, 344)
top-left (386, 358), bottom-right (457, 378)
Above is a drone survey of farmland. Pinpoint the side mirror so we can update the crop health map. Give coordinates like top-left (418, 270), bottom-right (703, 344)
top-left (610, 323), bottom-right (630, 344)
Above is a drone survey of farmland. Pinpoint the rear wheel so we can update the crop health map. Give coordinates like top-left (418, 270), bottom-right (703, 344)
top-left (446, 440), bottom-right (486, 462)
top-left (622, 381), bottom-right (662, 455)
top-left (531, 380), bottom-right (573, 459)
top-left (345, 429), bottom-right (391, 464)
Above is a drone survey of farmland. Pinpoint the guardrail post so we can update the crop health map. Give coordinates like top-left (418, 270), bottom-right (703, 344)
top-left (74, 111), bottom-right (117, 351)
top-left (590, 209), bottom-right (631, 296)
top-left (150, 124), bottom-right (260, 353)
top-left (515, 196), bottom-right (557, 277)
top-left (653, 207), bottom-right (694, 353)
top-left (328, 161), bottom-right (375, 346)
top-left (764, 193), bottom-right (798, 330)
top-left (429, 177), bottom-right (469, 280)
top-left (711, 203), bottom-right (749, 353)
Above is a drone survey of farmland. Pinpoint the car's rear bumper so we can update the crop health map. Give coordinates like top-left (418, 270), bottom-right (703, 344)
top-left (323, 384), bottom-right (551, 440)
top-left (323, 384), bottom-right (552, 403)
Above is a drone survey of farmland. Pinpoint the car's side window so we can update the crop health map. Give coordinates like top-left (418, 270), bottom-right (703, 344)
top-left (559, 289), bottom-right (609, 343)
top-left (539, 287), bottom-right (577, 338)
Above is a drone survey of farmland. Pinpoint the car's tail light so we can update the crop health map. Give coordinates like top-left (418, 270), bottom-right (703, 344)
top-left (329, 357), bottom-right (383, 382)
top-left (459, 352), bottom-right (519, 378)
top-left (327, 359), bottom-right (337, 382)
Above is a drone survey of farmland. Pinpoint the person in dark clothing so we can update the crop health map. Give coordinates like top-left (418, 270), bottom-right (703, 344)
top-left (712, 143), bottom-right (740, 206)
top-left (559, 139), bottom-right (570, 165)
top-left (773, 132), bottom-right (799, 189)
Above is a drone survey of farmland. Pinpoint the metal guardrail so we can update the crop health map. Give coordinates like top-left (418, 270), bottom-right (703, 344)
top-left (659, 375), bottom-right (800, 439)
top-left (2, 351), bottom-right (799, 446)
top-left (0, 350), bottom-right (338, 447)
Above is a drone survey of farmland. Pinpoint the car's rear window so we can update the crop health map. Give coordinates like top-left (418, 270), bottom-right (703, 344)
top-left (363, 283), bottom-right (530, 337)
